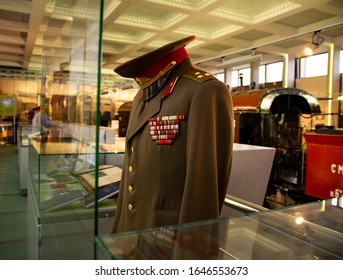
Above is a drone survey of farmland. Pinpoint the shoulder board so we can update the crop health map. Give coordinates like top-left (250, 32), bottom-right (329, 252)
top-left (182, 67), bottom-right (216, 83)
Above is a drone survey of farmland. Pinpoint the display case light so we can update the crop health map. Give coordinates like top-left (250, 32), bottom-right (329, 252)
top-left (304, 31), bottom-right (325, 56)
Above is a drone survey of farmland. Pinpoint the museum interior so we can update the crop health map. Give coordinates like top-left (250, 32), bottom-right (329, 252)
top-left (0, 0), bottom-right (342, 260)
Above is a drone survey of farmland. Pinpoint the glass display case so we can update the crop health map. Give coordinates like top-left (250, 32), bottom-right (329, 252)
top-left (27, 137), bottom-right (124, 259)
top-left (25, 0), bottom-right (122, 260)
top-left (96, 198), bottom-right (343, 260)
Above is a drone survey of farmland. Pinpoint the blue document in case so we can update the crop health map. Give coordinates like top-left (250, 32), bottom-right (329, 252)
top-left (83, 182), bottom-right (120, 208)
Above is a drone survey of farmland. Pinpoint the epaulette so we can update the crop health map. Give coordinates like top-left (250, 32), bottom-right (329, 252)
top-left (182, 66), bottom-right (216, 83)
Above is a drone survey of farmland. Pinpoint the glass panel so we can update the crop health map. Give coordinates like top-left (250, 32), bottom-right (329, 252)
top-left (300, 53), bottom-right (328, 78)
top-left (27, 0), bottom-right (113, 260)
top-left (239, 68), bottom-right (251, 86)
top-left (213, 72), bottom-right (225, 83)
top-left (266, 61), bottom-right (283, 82)
top-left (231, 70), bottom-right (239, 87)
top-left (259, 65), bottom-right (265, 84)
top-left (96, 199), bottom-right (343, 260)
top-left (231, 68), bottom-right (252, 87)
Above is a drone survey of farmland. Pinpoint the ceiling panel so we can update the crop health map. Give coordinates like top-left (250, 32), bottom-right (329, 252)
top-left (232, 30), bottom-right (274, 41)
top-left (115, 2), bottom-right (187, 30)
top-left (0, 0), bottom-right (341, 86)
top-left (210, 0), bottom-right (301, 24)
top-left (275, 9), bottom-right (337, 28)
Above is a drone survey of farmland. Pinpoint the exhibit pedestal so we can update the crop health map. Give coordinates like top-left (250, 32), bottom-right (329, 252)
top-left (221, 143), bottom-right (275, 217)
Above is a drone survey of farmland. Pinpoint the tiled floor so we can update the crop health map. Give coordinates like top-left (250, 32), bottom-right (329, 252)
top-left (0, 143), bottom-right (28, 259)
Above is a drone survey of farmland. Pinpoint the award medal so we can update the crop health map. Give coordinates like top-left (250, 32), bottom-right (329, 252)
top-left (149, 114), bottom-right (185, 145)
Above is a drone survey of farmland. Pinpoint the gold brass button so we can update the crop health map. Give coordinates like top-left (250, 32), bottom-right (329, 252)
top-left (131, 146), bottom-right (135, 152)
top-left (128, 204), bottom-right (134, 211)
top-left (129, 165), bottom-right (133, 173)
top-left (128, 185), bottom-right (134, 192)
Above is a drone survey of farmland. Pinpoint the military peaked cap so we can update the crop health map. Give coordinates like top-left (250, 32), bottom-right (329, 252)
top-left (114, 35), bottom-right (195, 79)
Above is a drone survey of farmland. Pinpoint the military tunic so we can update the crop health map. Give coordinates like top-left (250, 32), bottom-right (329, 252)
top-left (113, 58), bottom-right (234, 233)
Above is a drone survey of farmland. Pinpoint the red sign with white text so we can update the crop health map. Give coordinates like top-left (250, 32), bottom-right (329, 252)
top-left (304, 133), bottom-right (343, 199)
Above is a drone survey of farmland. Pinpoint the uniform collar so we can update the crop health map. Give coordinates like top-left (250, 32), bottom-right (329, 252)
top-left (140, 58), bottom-right (192, 102)
top-left (141, 71), bottom-right (172, 102)
top-left (135, 47), bottom-right (189, 90)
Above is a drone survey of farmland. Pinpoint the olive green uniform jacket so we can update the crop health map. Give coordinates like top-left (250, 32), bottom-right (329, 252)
top-left (113, 59), bottom-right (234, 233)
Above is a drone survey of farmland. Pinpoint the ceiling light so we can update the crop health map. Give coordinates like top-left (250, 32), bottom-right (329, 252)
top-left (51, 14), bottom-right (73, 21)
top-left (304, 44), bottom-right (316, 55)
top-left (304, 31), bottom-right (325, 56)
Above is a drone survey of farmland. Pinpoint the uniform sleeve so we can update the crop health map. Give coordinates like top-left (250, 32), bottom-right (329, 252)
top-left (178, 79), bottom-right (234, 224)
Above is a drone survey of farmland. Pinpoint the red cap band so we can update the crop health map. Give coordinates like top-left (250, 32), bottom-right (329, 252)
top-left (135, 47), bottom-right (189, 88)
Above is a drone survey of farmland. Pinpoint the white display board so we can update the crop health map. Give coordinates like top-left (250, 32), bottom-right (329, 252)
top-left (223, 143), bottom-right (275, 214)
